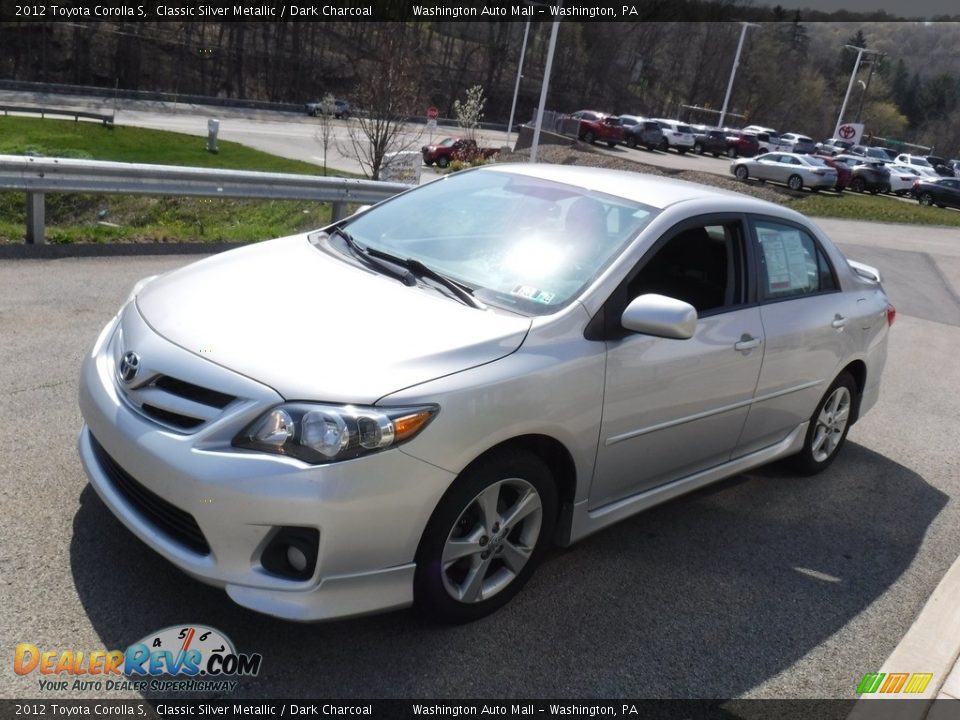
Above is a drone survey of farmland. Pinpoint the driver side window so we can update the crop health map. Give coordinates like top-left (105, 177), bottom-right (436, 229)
top-left (627, 221), bottom-right (746, 316)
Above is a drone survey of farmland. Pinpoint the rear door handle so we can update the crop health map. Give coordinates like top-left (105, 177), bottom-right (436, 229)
top-left (734, 335), bottom-right (762, 352)
top-left (832, 314), bottom-right (848, 329)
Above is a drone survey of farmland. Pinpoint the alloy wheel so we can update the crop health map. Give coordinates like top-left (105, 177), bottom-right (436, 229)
top-left (441, 478), bottom-right (543, 604)
top-left (811, 386), bottom-right (851, 463)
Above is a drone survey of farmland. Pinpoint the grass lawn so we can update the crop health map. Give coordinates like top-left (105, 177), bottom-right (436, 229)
top-left (786, 190), bottom-right (960, 227)
top-left (0, 116), bottom-right (349, 243)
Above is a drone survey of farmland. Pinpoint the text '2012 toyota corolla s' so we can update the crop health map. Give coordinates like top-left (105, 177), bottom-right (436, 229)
top-left (78, 165), bottom-right (894, 623)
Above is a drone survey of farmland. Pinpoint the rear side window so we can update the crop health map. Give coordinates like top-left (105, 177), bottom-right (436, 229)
top-left (754, 220), bottom-right (837, 300)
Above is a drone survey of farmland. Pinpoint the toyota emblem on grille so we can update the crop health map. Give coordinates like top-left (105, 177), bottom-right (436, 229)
top-left (118, 351), bottom-right (141, 384)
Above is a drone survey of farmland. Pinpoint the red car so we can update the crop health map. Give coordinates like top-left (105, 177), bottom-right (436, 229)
top-left (723, 130), bottom-right (759, 158)
top-left (558, 110), bottom-right (625, 147)
top-left (421, 138), bottom-right (499, 168)
top-left (815, 154), bottom-right (852, 192)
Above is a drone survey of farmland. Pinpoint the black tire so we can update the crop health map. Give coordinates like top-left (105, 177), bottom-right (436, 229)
top-left (584, 130), bottom-right (596, 144)
top-left (414, 450), bottom-right (558, 623)
top-left (811, 187), bottom-right (820, 193)
top-left (788, 174), bottom-right (803, 191)
top-left (626, 135), bottom-right (637, 149)
top-left (606, 140), bottom-right (617, 148)
top-left (646, 145), bottom-right (656, 152)
top-left (694, 143), bottom-right (704, 154)
top-left (727, 146), bottom-right (737, 158)
top-left (436, 156), bottom-right (449, 169)
top-left (869, 188), bottom-right (879, 195)
top-left (713, 152), bottom-right (720, 158)
top-left (677, 148), bottom-right (687, 155)
top-left (659, 138), bottom-right (669, 151)
top-left (895, 190), bottom-right (906, 197)
top-left (734, 165), bottom-right (749, 181)
top-left (851, 177), bottom-right (866, 193)
top-left (919, 192), bottom-right (933, 206)
top-left (789, 371), bottom-right (857, 476)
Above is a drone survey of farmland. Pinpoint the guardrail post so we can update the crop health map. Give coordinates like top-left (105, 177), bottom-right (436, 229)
top-left (331, 202), bottom-right (347, 222)
top-left (26, 192), bottom-right (46, 244)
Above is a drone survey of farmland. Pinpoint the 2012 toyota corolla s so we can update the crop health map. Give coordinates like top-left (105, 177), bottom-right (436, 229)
top-left (78, 165), bottom-right (894, 623)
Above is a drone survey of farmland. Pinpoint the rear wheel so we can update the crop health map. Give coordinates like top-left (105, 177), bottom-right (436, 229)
top-left (851, 177), bottom-right (866, 193)
top-left (694, 142), bottom-right (704, 154)
top-left (788, 174), bottom-right (803, 191)
top-left (659, 138), bottom-right (669, 151)
top-left (414, 450), bottom-right (557, 623)
top-left (919, 192), bottom-right (934, 206)
top-left (436, 156), bottom-right (449, 169)
top-left (626, 135), bottom-right (637, 149)
top-left (583, 130), bottom-right (596, 144)
top-left (790, 372), bottom-right (856, 476)
top-left (727, 146), bottom-right (737, 158)
top-left (734, 165), bottom-right (749, 181)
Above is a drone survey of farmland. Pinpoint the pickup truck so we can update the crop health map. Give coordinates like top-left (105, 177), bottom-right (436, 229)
top-left (421, 138), bottom-right (499, 168)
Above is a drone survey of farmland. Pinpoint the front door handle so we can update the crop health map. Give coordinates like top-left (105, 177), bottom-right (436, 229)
top-left (832, 314), bottom-right (848, 329)
top-left (734, 334), bottom-right (762, 352)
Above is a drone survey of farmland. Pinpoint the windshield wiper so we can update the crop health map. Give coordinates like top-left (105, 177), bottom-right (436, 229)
top-left (365, 247), bottom-right (487, 310)
top-left (331, 226), bottom-right (485, 310)
top-left (330, 227), bottom-right (417, 287)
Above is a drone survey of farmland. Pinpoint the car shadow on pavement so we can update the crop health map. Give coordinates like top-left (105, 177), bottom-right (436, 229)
top-left (70, 441), bottom-right (947, 698)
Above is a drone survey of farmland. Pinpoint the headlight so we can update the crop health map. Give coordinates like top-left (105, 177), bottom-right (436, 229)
top-left (233, 403), bottom-right (438, 464)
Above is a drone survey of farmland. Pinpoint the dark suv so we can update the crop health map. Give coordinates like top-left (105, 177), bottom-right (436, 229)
top-left (620, 116), bottom-right (664, 151)
top-left (692, 129), bottom-right (728, 157)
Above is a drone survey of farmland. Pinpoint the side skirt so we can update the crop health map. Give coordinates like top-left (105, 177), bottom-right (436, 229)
top-left (557, 422), bottom-right (808, 546)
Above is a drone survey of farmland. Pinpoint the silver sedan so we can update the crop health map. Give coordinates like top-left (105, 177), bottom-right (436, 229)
top-left (732, 152), bottom-right (839, 191)
top-left (78, 165), bottom-right (893, 623)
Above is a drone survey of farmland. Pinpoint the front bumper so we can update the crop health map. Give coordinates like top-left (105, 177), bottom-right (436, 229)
top-left (77, 305), bottom-right (456, 621)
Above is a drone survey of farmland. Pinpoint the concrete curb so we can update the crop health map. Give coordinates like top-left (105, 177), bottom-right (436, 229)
top-left (0, 242), bottom-right (244, 259)
top-left (847, 552), bottom-right (960, 719)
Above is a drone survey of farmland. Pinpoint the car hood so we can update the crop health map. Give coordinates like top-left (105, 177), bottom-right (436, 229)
top-left (136, 235), bottom-right (531, 403)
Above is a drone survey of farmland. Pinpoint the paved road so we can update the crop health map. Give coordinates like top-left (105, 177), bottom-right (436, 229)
top-left (1, 218), bottom-right (959, 701)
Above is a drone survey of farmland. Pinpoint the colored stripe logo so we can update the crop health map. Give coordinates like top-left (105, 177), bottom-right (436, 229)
top-left (857, 672), bottom-right (933, 694)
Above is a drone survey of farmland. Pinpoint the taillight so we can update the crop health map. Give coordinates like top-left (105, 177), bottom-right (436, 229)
top-left (887, 304), bottom-right (896, 326)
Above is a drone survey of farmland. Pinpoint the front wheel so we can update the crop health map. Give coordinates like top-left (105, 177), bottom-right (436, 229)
top-left (787, 174), bottom-right (803, 191)
top-left (583, 130), bottom-right (596, 144)
top-left (851, 177), bottom-right (866, 193)
top-left (789, 372), bottom-right (856, 476)
top-left (734, 165), bottom-right (749, 181)
top-left (414, 451), bottom-right (558, 623)
top-left (919, 192), bottom-right (933, 206)
top-left (727, 146), bottom-right (737, 158)
top-left (626, 135), bottom-right (637, 149)
top-left (694, 142), bottom-right (704, 154)
top-left (436, 156), bottom-right (449, 169)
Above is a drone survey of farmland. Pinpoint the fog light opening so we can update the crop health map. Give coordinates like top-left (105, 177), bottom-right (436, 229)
top-left (260, 527), bottom-right (319, 581)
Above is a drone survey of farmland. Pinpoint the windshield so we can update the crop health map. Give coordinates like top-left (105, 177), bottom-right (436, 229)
top-left (340, 169), bottom-right (658, 316)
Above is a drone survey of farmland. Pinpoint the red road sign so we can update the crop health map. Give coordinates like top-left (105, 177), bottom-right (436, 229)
top-left (427, 106), bottom-right (439, 120)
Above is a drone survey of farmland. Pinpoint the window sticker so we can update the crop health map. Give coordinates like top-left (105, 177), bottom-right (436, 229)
top-left (510, 285), bottom-right (556, 305)
top-left (759, 227), bottom-right (814, 293)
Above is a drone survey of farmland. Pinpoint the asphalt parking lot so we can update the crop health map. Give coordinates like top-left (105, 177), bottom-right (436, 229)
top-left (1, 218), bottom-right (959, 700)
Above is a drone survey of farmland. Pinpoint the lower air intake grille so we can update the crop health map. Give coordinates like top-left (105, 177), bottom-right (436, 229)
top-left (90, 435), bottom-right (210, 555)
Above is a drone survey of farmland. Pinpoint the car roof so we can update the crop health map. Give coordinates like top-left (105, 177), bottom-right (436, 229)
top-left (482, 163), bottom-right (769, 210)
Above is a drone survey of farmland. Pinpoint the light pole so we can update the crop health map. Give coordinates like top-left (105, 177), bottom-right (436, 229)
top-left (505, 19), bottom-right (531, 148)
top-left (718, 22), bottom-right (757, 129)
top-left (855, 53), bottom-right (884, 124)
top-left (834, 46), bottom-right (882, 139)
top-left (530, 13), bottom-right (561, 163)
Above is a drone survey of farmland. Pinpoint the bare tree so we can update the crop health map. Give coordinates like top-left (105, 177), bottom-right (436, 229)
top-left (341, 33), bottom-right (424, 180)
top-left (314, 93), bottom-right (336, 176)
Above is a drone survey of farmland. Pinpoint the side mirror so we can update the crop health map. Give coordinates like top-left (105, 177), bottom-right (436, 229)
top-left (621, 294), bottom-right (698, 339)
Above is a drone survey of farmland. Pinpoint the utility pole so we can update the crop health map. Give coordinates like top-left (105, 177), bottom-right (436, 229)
top-left (718, 22), bottom-right (757, 129)
top-left (506, 19), bottom-right (531, 148)
top-left (530, 11), bottom-right (561, 163)
top-left (855, 53), bottom-right (885, 124)
top-left (834, 45), bottom-right (882, 139)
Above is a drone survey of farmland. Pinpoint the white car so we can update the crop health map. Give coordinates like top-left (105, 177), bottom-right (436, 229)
top-left (78, 165), bottom-right (893, 623)
top-left (895, 154), bottom-right (939, 178)
top-left (887, 164), bottom-right (924, 195)
top-left (653, 119), bottom-right (696, 154)
top-left (743, 126), bottom-right (790, 154)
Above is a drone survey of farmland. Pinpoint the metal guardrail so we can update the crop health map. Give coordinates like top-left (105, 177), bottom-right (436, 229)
top-left (0, 155), bottom-right (412, 244)
top-left (0, 104), bottom-right (114, 126)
